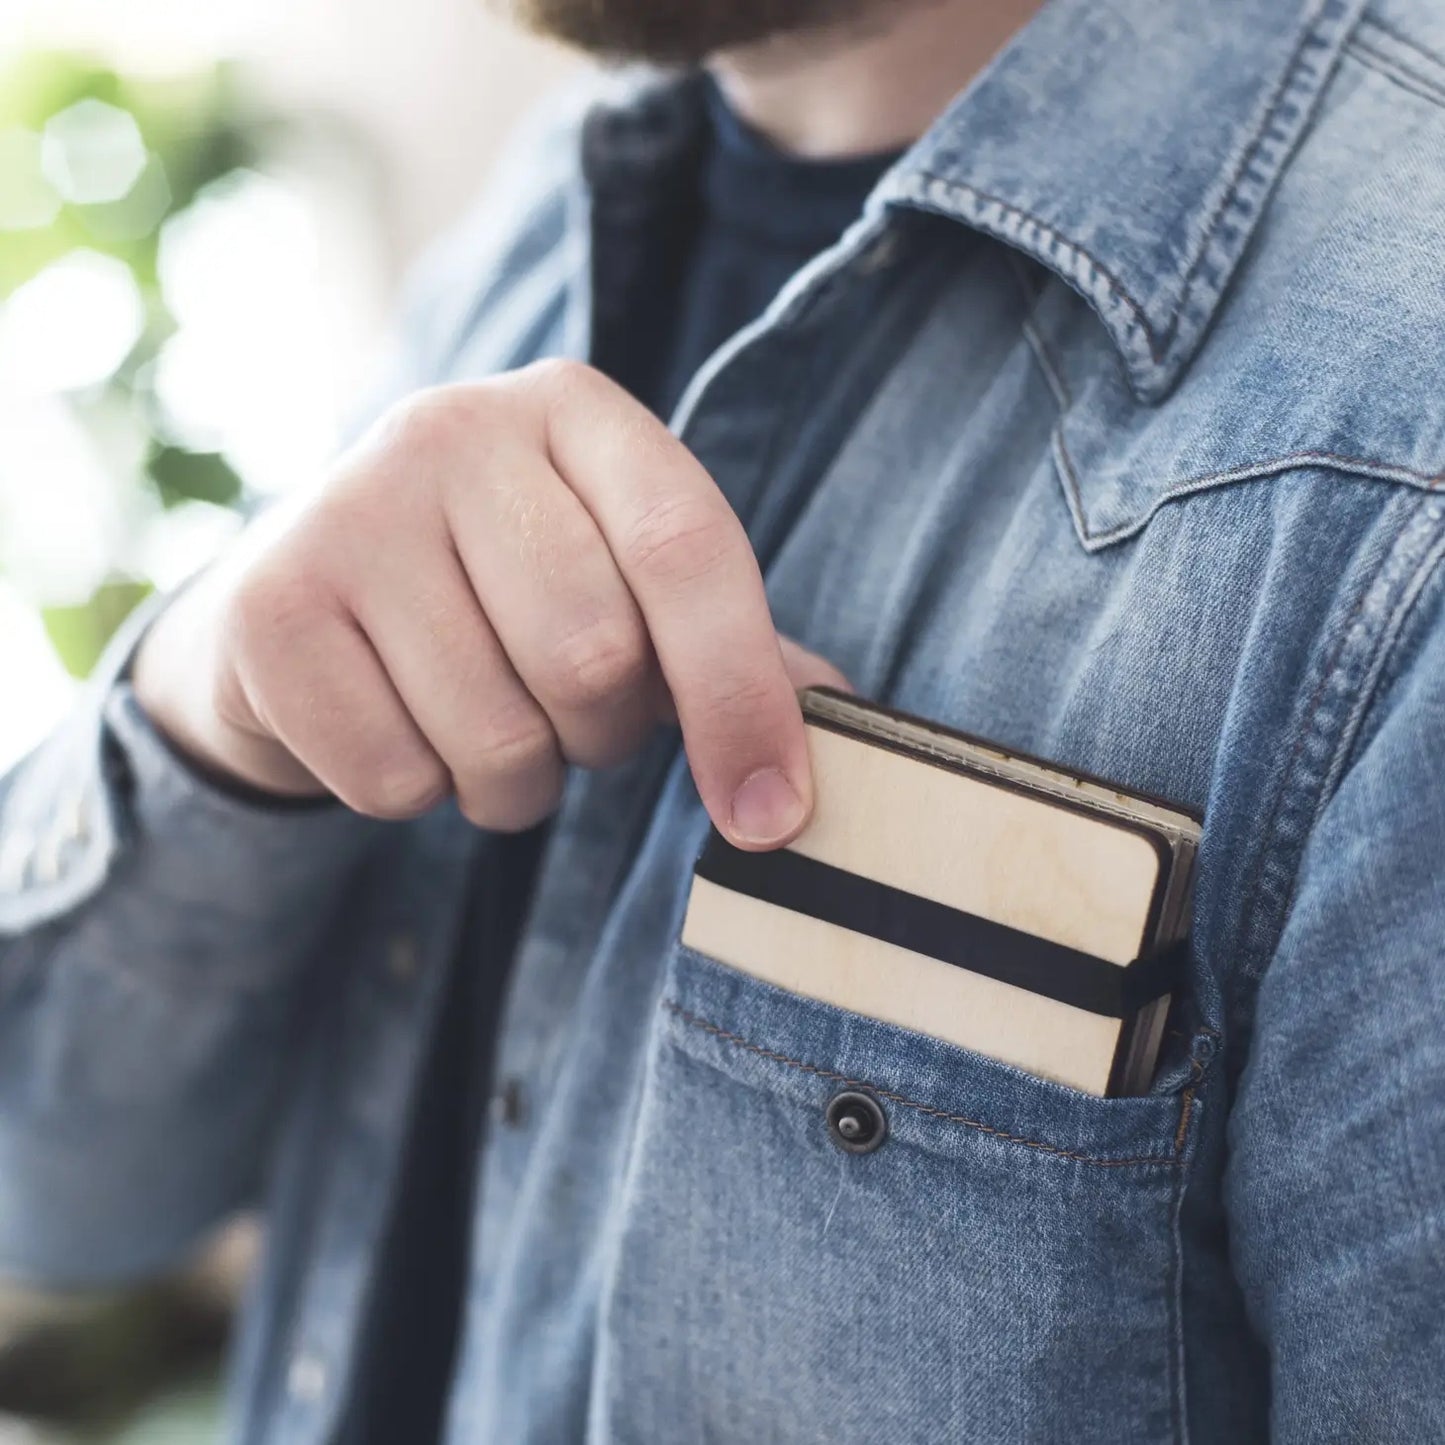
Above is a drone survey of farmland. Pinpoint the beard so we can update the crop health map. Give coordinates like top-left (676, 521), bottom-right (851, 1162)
top-left (501, 0), bottom-right (876, 64)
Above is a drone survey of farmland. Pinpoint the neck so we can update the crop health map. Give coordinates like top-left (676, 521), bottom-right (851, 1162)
top-left (709, 0), bottom-right (1045, 158)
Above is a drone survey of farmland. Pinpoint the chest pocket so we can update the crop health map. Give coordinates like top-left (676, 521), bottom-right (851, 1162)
top-left (592, 921), bottom-right (1213, 1445)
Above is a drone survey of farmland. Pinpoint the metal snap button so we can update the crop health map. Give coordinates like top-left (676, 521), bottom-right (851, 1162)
top-left (825, 1090), bottom-right (887, 1154)
top-left (489, 1077), bottom-right (527, 1129)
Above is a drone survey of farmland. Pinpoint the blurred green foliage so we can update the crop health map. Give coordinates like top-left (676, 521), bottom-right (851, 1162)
top-left (41, 577), bottom-right (154, 677)
top-left (0, 50), bottom-right (287, 1434)
top-left (0, 50), bottom-right (273, 675)
top-left (0, 53), bottom-right (252, 294)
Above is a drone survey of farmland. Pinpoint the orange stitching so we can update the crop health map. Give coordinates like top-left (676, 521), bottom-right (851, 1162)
top-left (1174, 1088), bottom-right (1196, 1154)
top-left (661, 999), bottom-right (1179, 1170)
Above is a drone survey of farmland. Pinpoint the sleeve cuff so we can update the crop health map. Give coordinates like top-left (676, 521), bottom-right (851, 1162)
top-left (0, 592), bottom-right (379, 938)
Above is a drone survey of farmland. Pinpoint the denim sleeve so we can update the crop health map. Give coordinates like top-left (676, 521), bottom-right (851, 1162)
top-left (1226, 561), bottom-right (1445, 1440)
top-left (0, 599), bottom-right (382, 1286)
top-left (0, 86), bottom-right (582, 1288)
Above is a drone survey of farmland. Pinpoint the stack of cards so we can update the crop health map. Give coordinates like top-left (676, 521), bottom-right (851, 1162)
top-left (680, 687), bottom-right (1201, 1096)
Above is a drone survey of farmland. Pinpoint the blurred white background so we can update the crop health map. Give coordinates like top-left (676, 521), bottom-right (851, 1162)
top-left (0, 0), bottom-right (578, 771)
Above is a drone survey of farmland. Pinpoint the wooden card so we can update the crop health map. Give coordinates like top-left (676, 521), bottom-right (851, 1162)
top-left (680, 688), bottom-right (1199, 1096)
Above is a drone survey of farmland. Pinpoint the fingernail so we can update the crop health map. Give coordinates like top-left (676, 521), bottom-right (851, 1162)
top-left (730, 768), bottom-right (806, 846)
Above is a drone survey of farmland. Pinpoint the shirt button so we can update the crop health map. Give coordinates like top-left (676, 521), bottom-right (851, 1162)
top-left (287, 1350), bottom-right (328, 1402)
top-left (489, 1077), bottom-right (527, 1129)
top-left (825, 1091), bottom-right (888, 1154)
top-left (385, 932), bottom-right (420, 982)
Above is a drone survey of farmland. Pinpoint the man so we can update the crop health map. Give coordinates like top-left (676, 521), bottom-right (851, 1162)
top-left (2, 0), bottom-right (1443, 1438)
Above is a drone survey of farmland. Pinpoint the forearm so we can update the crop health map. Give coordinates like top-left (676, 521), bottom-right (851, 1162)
top-left (0, 608), bottom-right (382, 1284)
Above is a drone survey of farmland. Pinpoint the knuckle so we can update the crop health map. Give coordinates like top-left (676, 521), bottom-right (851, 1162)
top-left (351, 757), bottom-right (449, 820)
top-left (227, 566), bottom-right (323, 655)
top-left (620, 494), bottom-right (731, 590)
top-left (457, 768), bottom-right (564, 834)
top-left (382, 386), bottom-right (480, 466)
top-left (545, 617), bottom-right (648, 709)
top-left (469, 711), bottom-right (558, 780)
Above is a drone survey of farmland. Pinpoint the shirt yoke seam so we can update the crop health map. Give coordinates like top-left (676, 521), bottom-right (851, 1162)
top-left (1008, 256), bottom-right (1445, 547)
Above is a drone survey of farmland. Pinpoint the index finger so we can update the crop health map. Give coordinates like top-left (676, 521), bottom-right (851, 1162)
top-left (529, 361), bottom-right (814, 850)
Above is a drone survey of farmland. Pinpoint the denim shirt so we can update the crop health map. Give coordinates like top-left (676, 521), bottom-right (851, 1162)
top-left (4, 1), bottom-right (1445, 1441)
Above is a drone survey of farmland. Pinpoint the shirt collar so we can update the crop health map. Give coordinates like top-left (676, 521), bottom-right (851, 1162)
top-left (581, 0), bottom-right (1365, 402)
top-left (878, 0), bottom-right (1365, 401)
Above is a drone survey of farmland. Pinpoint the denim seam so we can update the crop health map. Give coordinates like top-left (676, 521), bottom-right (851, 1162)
top-left (1314, 517), bottom-right (1445, 804)
top-left (1335, 529), bottom-right (1445, 778)
top-left (1167, 1158), bottom-right (1186, 1445)
top-left (1014, 283), bottom-right (1445, 549)
top-left (1151, 0), bottom-right (1359, 367)
top-left (1167, 1056), bottom-right (1212, 1445)
top-left (1233, 536), bottom-right (1394, 983)
top-left (1067, 451), bottom-right (1445, 551)
top-left (1346, 15), bottom-right (1445, 105)
top-left (897, 170), bottom-right (1150, 350)
top-left (1365, 11), bottom-right (1445, 70)
top-left (907, 0), bottom-right (1356, 400)
top-left (1249, 519), bottom-right (1445, 1282)
top-left (1237, 492), bottom-right (1445, 985)
top-left (661, 999), bottom-right (1183, 1170)
top-left (1346, 34), bottom-right (1445, 105)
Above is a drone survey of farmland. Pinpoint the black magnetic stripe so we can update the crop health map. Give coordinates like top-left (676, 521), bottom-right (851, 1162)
top-left (693, 828), bottom-right (1181, 1019)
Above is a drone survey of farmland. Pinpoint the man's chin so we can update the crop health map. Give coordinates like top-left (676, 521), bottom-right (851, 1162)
top-left (500, 0), bottom-right (867, 65)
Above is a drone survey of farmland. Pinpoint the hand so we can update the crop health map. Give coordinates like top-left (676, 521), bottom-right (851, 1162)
top-left (132, 361), bottom-right (850, 850)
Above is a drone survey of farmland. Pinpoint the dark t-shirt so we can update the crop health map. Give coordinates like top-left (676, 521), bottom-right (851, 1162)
top-left (623, 76), bottom-right (903, 421)
top-left (338, 80), bottom-right (899, 1444)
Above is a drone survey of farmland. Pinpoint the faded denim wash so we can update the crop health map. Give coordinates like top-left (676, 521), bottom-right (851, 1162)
top-left (3, 0), bottom-right (1445, 1440)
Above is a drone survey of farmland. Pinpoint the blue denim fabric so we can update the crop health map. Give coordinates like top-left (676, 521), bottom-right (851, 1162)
top-left (4, 1), bottom-right (1445, 1440)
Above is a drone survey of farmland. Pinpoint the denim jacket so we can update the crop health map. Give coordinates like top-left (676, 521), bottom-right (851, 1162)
top-left (3, 1), bottom-right (1445, 1440)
